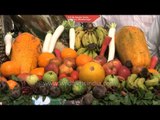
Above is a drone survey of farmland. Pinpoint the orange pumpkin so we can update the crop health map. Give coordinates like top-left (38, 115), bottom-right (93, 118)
top-left (11, 32), bottom-right (42, 73)
top-left (79, 62), bottom-right (105, 84)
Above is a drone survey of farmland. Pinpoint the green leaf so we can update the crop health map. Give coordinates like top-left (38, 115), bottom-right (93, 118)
top-left (122, 95), bottom-right (132, 105)
top-left (104, 96), bottom-right (109, 101)
top-left (129, 93), bottom-right (137, 105)
top-left (144, 91), bottom-right (154, 100)
top-left (50, 98), bottom-right (66, 105)
top-left (136, 100), bottom-right (144, 105)
top-left (108, 94), bottom-right (117, 101)
top-left (152, 100), bottom-right (160, 105)
top-left (112, 100), bottom-right (121, 105)
top-left (92, 99), bottom-right (99, 105)
top-left (10, 75), bottom-right (20, 82)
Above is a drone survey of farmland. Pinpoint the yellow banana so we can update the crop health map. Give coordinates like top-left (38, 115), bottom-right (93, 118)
top-left (82, 32), bottom-right (90, 47)
top-left (137, 78), bottom-right (147, 91)
top-left (83, 50), bottom-right (90, 56)
top-left (77, 47), bottom-right (87, 55)
top-left (97, 26), bottom-right (108, 36)
top-left (91, 32), bottom-right (98, 45)
top-left (92, 51), bottom-right (98, 58)
top-left (75, 31), bottom-right (85, 49)
top-left (126, 74), bottom-right (138, 89)
top-left (95, 28), bottom-right (105, 47)
top-left (75, 26), bottom-right (83, 33)
top-left (88, 32), bottom-right (94, 44)
top-left (133, 78), bottom-right (139, 88)
top-left (88, 50), bottom-right (93, 58)
top-left (145, 78), bottom-right (159, 87)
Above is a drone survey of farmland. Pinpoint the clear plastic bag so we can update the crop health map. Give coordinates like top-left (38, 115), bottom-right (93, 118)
top-left (2, 15), bottom-right (67, 40)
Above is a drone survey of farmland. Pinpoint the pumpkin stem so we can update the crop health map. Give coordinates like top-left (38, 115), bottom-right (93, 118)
top-left (90, 66), bottom-right (94, 71)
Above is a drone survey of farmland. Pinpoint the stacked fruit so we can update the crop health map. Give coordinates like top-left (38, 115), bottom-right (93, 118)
top-left (1, 21), bottom-right (160, 105)
top-left (75, 23), bottom-right (108, 58)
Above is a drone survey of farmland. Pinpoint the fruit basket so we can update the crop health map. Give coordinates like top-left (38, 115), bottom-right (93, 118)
top-left (1, 15), bottom-right (160, 105)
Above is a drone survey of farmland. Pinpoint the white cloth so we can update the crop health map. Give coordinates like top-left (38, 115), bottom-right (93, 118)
top-left (93, 15), bottom-right (160, 57)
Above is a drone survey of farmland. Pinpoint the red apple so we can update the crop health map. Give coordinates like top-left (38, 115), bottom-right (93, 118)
top-left (49, 57), bottom-right (62, 66)
top-left (59, 73), bottom-right (68, 80)
top-left (117, 65), bottom-right (131, 79)
top-left (70, 70), bottom-right (79, 81)
top-left (59, 64), bottom-right (73, 75)
top-left (17, 73), bottom-right (31, 81)
top-left (94, 55), bottom-right (107, 66)
top-left (52, 81), bottom-right (59, 87)
top-left (37, 75), bottom-right (43, 80)
top-left (103, 59), bottom-right (122, 75)
top-left (111, 59), bottom-right (122, 70)
top-left (117, 76), bottom-right (125, 81)
top-left (66, 77), bottom-right (75, 83)
top-left (44, 62), bottom-right (59, 75)
top-left (63, 58), bottom-right (76, 68)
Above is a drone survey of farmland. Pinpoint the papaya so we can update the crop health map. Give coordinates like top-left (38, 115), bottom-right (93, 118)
top-left (11, 32), bottom-right (42, 73)
top-left (115, 26), bottom-right (151, 73)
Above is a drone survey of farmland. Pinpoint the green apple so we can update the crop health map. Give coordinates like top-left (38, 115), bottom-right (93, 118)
top-left (26, 74), bottom-right (39, 86)
top-left (43, 71), bottom-right (58, 83)
top-left (103, 75), bottom-right (119, 88)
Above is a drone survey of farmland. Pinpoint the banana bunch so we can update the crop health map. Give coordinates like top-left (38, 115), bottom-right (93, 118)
top-left (76, 46), bottom-right (98, 58)
top-left (126, 74), bottom-right (147, 91)
top-left (74, 23), bottom-right (108, 58)
top-left (94, 26), bottom-right (108, 48)
top-left (145, 74), bottom-right (160, 87)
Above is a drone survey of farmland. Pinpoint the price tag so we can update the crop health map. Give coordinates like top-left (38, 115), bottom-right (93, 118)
top-left (65, 15), bottom-right (100, 22)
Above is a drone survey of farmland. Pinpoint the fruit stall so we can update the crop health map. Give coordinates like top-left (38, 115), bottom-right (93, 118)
top-left (0, 15), bottom-right (160, 105)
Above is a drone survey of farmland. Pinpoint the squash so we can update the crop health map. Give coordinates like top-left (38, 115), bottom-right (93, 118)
top-left (115, 26), bottom-right (151, 73)
top-left (11, 32), bottom-right (42, 73)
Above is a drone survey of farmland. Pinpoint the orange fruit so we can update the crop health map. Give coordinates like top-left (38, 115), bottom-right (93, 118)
top-left (30, 67), bottom-right (44, 76)
top-left (0, 61), bottom-right (20, 77)
top-left (7, 80), bottom-right (19, 90)
top-left (76, 54), bottom-right (93, 66)
top-left (76, 66), bottom-right (83, 73)
top-left (79, 62), bottom-right (105, 84)
top-left (0, 76), bottom-right (7, 82)
top-left (148, 68), bottom-right (159, 75)
top-left (61, 48), bottom-right (77, 59)
top-left (38, 52), bottom-right (55, 67)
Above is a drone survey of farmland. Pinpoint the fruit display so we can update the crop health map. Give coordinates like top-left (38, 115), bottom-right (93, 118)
top-left (1, 18), bottom-right (160, 105)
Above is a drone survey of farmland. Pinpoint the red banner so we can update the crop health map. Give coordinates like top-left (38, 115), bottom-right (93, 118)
top-left (65, 15), bottom-right (100, 22)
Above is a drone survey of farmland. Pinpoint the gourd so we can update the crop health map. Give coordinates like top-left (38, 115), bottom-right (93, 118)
top-left (11, 32), bottom-right (42, 73)
top-left (115, 26), bottom-right (151, 73)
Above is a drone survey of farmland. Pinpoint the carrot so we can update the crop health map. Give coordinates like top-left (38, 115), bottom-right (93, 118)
top-left (99, 36), bottom-right (112, 56)
top-left (149, 55), bottom-right (159, 69)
